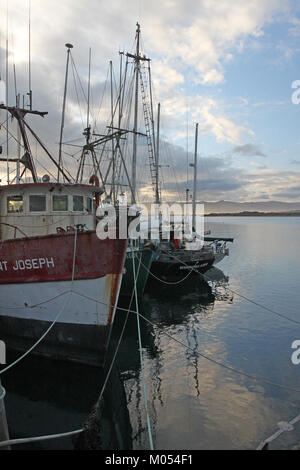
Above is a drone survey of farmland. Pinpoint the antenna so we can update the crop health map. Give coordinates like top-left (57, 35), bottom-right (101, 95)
top-left (6, 1), bottom-right (9, 183)
top-left (87, 47), bottom-right (91, 130)
top-left (110, 60), bottom-right (116, 203)
top-left (155, 103), bottom-right (160, 204)
top-left (28, 0), bottom-right (32, 110)
top-left (13, 63), bottom-right (17, 102)
top-left (0, 28), bottom-right (2, 82)
top-left (57, 43), bottom-right (73, 181)
top-left (192, 123), bottom-right (199, 233)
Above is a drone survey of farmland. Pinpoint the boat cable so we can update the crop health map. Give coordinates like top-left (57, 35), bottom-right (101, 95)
top-left (0, 116), bottom-right (10, 128)
top-left (133, 309), bottom-right (300, 394)
top-left (0, 251), bottom-right (144, 448)
top-left (0, 133), bottom-right (13, 149)
top-left (70, 56), bottom-right (85, 131)
top-left (132, 247), bottom-right (154, 450)
top-left (1, 254), bottom-right (300, 393)
top-left (0, 228), bottom-right (78, 376)
top-left (135, 246), bottom-right (300, 325)
top-left (95, 247), bottom-right (143, 408)
top-left (0, 259), bottom-right (190, 310)
top-left (0, 290), bottom-right (71, 310)
top-left (5, 215), bottom-right (74, 229)
top-left (63, 291), bottom-right (300, 394)
top-left (0, 122), bottom-right (23, 148)
top-left (0, 429), bottom-right (83, 449)
top-left (2, 270), bottom-right (299, 395)
top-left (140, 259), bottom-right (193, 285)
top-left (256, 412), bottom-right (300, 450)
top-left (0, 383), bottom-right (6, 400)
top-left (1, 295), bottom-right (300, 450)
top-left (145, 249), bottom-right (300, 327)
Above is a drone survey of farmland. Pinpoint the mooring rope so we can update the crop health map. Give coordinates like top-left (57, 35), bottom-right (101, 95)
top-left (49, 290), bottom-right (300, 394)
top-left (0, 291), bottom-right (71, 310)
top-left (0, 429), bottom-right (83, 449)
top-left (154, 250), bottom-right (300, 327)
top-left (0, 228), bottom-right (78, 376)
top-left (0, 247), bottom-right (146, 449)
top-left (256, 413), bottom-right (300, 450)
top-left (2, 247), bottom-right (299, 328)
top-left (140, 259), bottom-right (193, 285)
top-left (0, 384), bottom-right (6, 401)
top-left (132, 247), bottom-right (154, 450)
top-left (95, 247), bottom-right (143, 407)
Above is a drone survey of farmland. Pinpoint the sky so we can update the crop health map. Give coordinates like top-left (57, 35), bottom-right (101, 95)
top-left (1, 0), bottom-right (300, 204)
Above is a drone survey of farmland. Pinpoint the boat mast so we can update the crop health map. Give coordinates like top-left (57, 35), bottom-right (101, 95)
top-left (110, 60), bottom-right (116, 204)
top-left (58, 43), bottom-right (73, 182)
top-left (131, 22), bottom-right (141, 205)
top-left (28, 0), bottom-right (32, 110)
top-left (155, 102), bottom-right (160, 204)
top-left (87, 47), bottom-right (91, 134)
top-left (192, 122), bottom-right (199, 233)
top-left (5, 6), bottom-right (9, 183)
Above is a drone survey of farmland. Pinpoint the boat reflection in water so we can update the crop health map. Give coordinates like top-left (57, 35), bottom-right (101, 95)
top-left (111, 267), bottom-right (230, 449)
top-left (2, 267), bottom-right (229, 450)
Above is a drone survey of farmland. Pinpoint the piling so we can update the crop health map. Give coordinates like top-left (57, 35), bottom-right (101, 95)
top-left (0, 378), bottom-right (10, 450)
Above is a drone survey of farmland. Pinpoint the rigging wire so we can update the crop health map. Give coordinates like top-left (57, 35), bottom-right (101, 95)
top-left (70, 57), bottom-right (85, 131)
top-left (1, 280), bottom-right (300, 394)
top-left (0, 228), bottom-right (78, 376)
top-left (161, 250), bottom-right (300, 327)
top-left (45, 290), bottom-right (300, 394)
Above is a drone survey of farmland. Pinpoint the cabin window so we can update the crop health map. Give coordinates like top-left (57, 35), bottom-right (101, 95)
top-left (7, 195), bottom-right (23, 213)
top-left (86, 197), bottom-right (92, 212)
top-left (52, 195), bottom-right (68, 211)
top-left (30, 195), bottom-right (46, 212)
top-left (73, 195), bottom-right (84, 212)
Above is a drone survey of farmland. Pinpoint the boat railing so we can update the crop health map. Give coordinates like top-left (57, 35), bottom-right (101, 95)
top-left (0, 222), bottom-right (28, 239)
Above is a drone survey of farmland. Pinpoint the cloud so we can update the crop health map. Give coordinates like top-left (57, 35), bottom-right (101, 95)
top-left (252, 193), bottom-right (270, 199)
top-left (0, 1), bottom-right (287, 141)
top-left (272, 184), bottom-right (300, 199)
top-left (142, 0), bottom-right (288, 84)
top-left (232, 143), bottom-right (267, 157)
top-left (272, 191), bottom-right (300, 199)
top-left (0, 0), bottom-right (297, 203)
top-left (290, 159), bottom-right (300, 165)
top-left (244, 168), bottom-right (300, 201)
top-left (159, 94), bottom-right (254, 144)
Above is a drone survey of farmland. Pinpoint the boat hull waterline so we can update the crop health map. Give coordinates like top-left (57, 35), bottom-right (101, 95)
top-left (120, 247), bottom-right (154, 297)
top-left (0, 231), bottom-right (127, 366)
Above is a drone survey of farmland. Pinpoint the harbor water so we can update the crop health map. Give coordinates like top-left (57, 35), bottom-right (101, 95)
top-left (2, 216), bottom-right (300, 449)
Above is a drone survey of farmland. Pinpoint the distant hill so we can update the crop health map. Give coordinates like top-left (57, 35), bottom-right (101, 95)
top-left (201, 200), bottom-right (300, 214)
top-left (141, 199), bottom-right (300, 215)
top-left (206, 211), bottom-right (300, 216)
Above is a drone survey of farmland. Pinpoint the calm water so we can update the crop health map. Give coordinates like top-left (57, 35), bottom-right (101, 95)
top-left (2, 217), bottom-right (300, 450)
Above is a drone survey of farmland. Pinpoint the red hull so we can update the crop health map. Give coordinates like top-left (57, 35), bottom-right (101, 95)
top-left (0, 231), bottom-right (127, 284)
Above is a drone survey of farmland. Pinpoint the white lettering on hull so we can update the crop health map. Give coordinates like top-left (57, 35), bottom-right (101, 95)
top-left (11, 258), bottom-right (55, 271)
top-left (0, 261), bottom-right (8, 271)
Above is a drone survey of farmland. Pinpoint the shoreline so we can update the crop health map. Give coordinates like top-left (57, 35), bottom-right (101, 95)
top-left (205, 211), bottom-right (300, 217)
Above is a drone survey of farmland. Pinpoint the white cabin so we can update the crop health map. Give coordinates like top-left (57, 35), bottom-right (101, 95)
top-left (0, 182), bottom-right (103, 241)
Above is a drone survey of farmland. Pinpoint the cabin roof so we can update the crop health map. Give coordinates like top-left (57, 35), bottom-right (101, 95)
top-left (0, 182), bottom-right (104, 194)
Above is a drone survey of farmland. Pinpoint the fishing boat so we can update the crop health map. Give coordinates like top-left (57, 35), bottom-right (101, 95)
top-left (115, 24), bottom-right (156, 296)
top-left (150, 123), bottom-right (232, 278)
top-left (63, 27), bottom-right (155, 297)
top-left (0, 50), bottom-right (133, 366)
